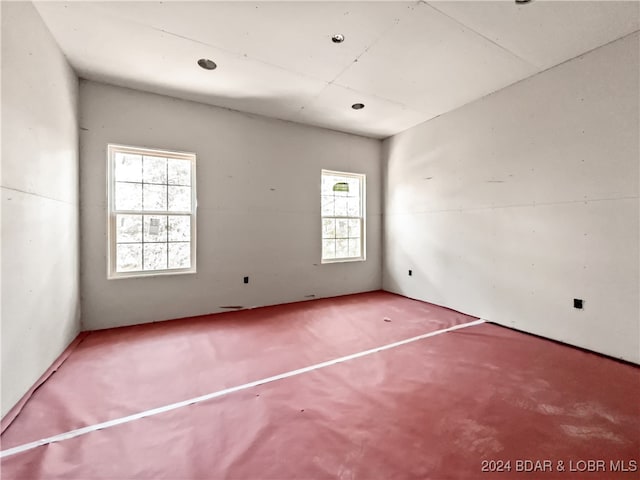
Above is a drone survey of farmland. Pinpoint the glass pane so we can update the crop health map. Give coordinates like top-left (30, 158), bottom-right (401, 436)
top-left (168, 159), bottom-right (191, 186)
top-left (168, 216), bottom-right (191, 242)
top-left (169, 242), bottom-right (190, 269)
top-left (115, 182), bottom-right (142, 210)
top-left (348, 219), bottom-right (361, 238)
top-left (144, 215), bottom-right (167, 242)
top-left (116, 215), bottom-right (142, 242)
top-left (336, 239), bottom-right (349, 258)
top-left (143, 184), bottom-right (167, 211)
top-left (143, 156), bottom-right (167, 184)
top-left (114, 153), bottom-right (142, 182)
top-left (321, 196), bottom-right (335, 216)
top-left (143, 243), bottom-right (167, 271)
top-left (322, 218), bottom-right (335, 239)
top-left (322, 239), bottom-right (336, 260)
top-left (168, 186), bottom-right (191, 212)
top-left (348, 238), bottom-right (361, 258)
top-left (347, 197), bottom-right (361, 217)
top-left (336, 219), bottom-right (349, 238)
top-left (116, 244), bottom-right (142, 272)
top-left (347, 178), bottom-right (360, 198)
top-left (334, 197), bottom-right (348, 216)
top-left (321, 174), bottom-right (337, 195)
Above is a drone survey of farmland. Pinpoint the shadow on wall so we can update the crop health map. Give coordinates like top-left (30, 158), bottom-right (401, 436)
top-left (84, 72), bottom-right (315, 126)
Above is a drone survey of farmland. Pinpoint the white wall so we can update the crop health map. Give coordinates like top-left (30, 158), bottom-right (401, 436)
top-left (383, 33), bottom-right (639, 363)
top-left (80, 81), bottom-right (381, 330)
top-left (1, 2), bottom-right (81, 416)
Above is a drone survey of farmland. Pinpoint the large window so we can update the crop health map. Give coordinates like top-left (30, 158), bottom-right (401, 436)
top-left (321, 170), bottom-right (365, 263)
top-left (107, 144), bottom-right (196, 278)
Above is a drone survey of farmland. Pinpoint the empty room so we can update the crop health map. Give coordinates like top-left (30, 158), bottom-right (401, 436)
top-left (1, 0), bottom-right (639, 478)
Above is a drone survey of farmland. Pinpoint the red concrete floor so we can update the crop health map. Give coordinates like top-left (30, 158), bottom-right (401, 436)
top-left (1, 291), bottom-right (639, 479)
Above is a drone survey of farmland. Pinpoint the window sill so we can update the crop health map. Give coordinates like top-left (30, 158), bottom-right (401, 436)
top-left (107, 268), bottom-right (197, 280)
top-left (321, 257), bottom-right (366, 264)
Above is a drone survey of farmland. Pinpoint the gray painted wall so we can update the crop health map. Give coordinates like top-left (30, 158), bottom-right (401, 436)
top-left (80, 81), bottom-right (382, 330)
top-left (383, 33), bottom-right (639, 363)
top-left (1, 2), bottom-right (81, 416)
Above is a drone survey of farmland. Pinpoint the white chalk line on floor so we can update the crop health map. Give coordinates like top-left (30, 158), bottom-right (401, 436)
top-left (1, 319), bottom-right (484, 459)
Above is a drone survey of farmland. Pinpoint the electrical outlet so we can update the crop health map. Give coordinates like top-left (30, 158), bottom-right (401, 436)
top-left (408, 270), bottom-right (412, 276)
top-left (244, 276), bottom-right (249, 284)
top-left (573, 298), bottom-right (583, 309)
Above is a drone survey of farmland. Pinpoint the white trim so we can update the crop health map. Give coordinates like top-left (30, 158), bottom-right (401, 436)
top-left (321, 169), bottom-right (366, 263)
top-left (0, 319), bottom-right (484, 459)
top-left (107, 144), bottom-right (197, 279)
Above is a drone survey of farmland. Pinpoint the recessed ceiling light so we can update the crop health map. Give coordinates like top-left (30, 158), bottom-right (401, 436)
top-left (332, 34), bottom-right (345, 44)
top-left (197, 58), bottom-right (217, 70)
top-left (352, 103), bottom-right (365, 110)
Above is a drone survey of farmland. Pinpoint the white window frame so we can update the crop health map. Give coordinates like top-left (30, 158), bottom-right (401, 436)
top-left (321, 169), bottom-right (366, 263)
top-left (107, 144), bottom-right (197, 279)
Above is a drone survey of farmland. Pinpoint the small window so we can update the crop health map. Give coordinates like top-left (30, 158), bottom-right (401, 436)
top-left (321, 170), bottom-right (366, 263)
top-left (107, 144), bottom-right (196, 279)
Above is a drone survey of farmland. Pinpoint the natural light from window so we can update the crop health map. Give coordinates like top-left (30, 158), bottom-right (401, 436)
top-left (107, 144), bottom-right (196, 278)
top-left (321, 170), bottom-right (365, 263)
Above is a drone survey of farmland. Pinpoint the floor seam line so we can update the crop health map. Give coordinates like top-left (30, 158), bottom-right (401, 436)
top-left (0, 319), bottom-right (484, 459)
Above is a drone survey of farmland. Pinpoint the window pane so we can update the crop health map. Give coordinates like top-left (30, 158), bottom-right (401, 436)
top-left (347, 197), bottom-right (361, 217)
top-left (144, 215), bottom-right (167, 242)
top-left (335, 197), bottom-right (348, 216)
top-left (169, 242), bottom-right (190, 269)
top-left (168, 216), bottom-right (191, 242)
top-left (143, 243), bottom-right (167, 271)
top-left (110, 146), bottom-right (196, 277)
top-left (116, 244), bottom-right (142, 272)
top-left (333, 186), bottom-right (349, 197)
top-left (336, 219), bottom-right (349, 238)
top-left (336, 239), bottom-right (349, 258)
top-left (114, 153), bottom-right (142, 182)
top-left (116, 215), bottom-right (142, 243)
top-left (168, 186), bottom-right (191, 212)
top-left (115, 182), bottom-right (142, 210)
top-left (322, 218), bottom-right (335, 239)
top-left (321, 196), bottom-right (335, 216)
top-left (348, 219), bottom-right (361, 238)
top-left (321, 175), bottom-right (337, 195)
top-left (348, 238), bottom-right (361, 258)
top-left (347, 178), bottom-right (360, 198)
top-left (322, 174), bottom-right (355, 196)
top-left (143, 156), bottom-right (167, 184)
top-left (168, 159), bottom-right (191, 186)
top-left (322, 239), bottom-right (336, 259)
top-left (143, 184), bottom-right (167, 211)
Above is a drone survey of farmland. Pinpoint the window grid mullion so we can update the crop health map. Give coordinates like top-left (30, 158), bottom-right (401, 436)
top-left (321, 171), bottom-right (365, 262)
top-left (110, 145), bottom-right (196, 278)
top-left (114, 210), bottom-right (191, 216)
top-left (115, 180), bottom-right (191, 187)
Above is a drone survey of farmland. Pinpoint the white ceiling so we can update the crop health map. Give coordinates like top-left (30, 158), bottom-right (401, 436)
top-left (34, 1), bottom-right (639, 139)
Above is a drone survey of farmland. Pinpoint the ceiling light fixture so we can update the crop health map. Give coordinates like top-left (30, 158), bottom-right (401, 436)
top-left (515, 0), bottom-right (532, 4)
top-left (332, 34), bottom-right (345, 43)
top-left (351, 103), bottom-right (365, 110)
top-left (197, 58), bottom-right (217, 70)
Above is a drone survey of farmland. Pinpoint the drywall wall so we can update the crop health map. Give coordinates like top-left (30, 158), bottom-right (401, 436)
top-left (383, 32), bottom-right (639, 363)
top-left (1, 2), bottom-right (81, 417)
top-left (80, 81), bottom-right (382, 330)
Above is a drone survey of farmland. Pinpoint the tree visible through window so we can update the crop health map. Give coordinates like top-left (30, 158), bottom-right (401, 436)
top-left (321, 170), bottom-right (365, 262)
top-left (107, 144), bottom-right (196, 278)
